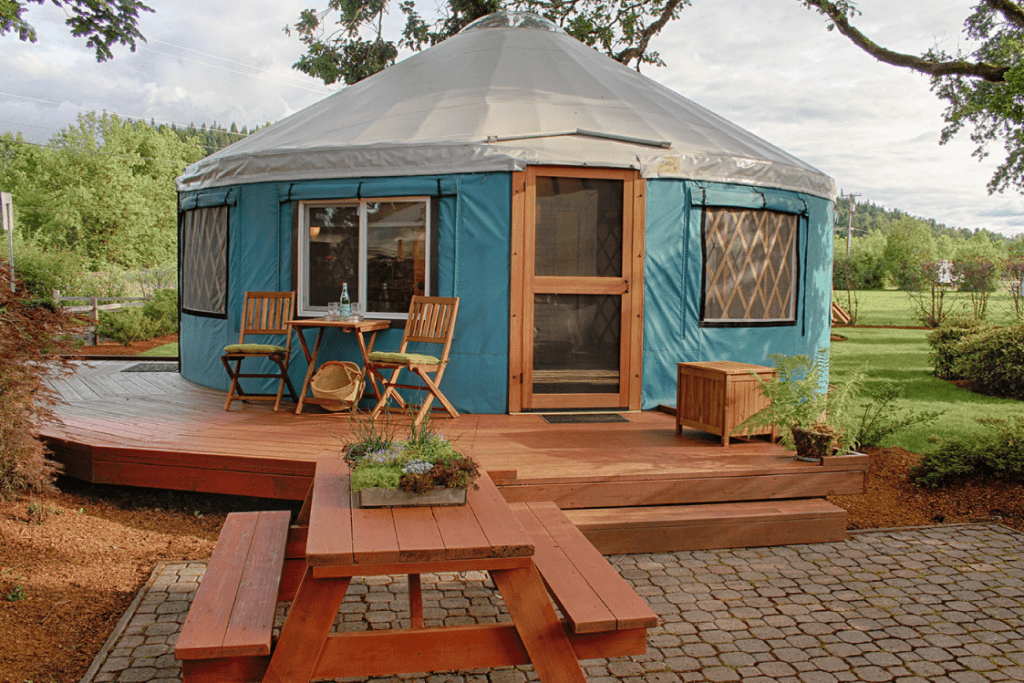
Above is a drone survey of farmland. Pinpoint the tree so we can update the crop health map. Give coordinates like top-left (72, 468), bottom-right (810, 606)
top-left (287, 0), bottom-right (690, 86)
top-left (1, 113), bottom-right (205, 269)
top-left (1005, 234), bottom-right (1024, 320)
top-left (801, 1), bottom-right (1024, 194)
top-left (0, 0), bottom-right (152, 61)
top-left (883, 216), bottom-right (937, 290)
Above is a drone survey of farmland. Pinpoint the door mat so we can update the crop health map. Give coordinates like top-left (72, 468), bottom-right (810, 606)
top-left (122, 362), bottom-right (179, 373)
top-left (540, 413), bottom-right (629, 424)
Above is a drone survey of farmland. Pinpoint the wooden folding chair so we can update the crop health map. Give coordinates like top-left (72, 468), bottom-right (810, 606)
top-left (366, 296), bottom-right (460, 425)
top-left (221, 291), bottom-right (299, 411)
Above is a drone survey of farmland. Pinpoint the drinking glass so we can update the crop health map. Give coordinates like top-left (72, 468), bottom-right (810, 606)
top-left (326, 302), bottom-right (339, 320)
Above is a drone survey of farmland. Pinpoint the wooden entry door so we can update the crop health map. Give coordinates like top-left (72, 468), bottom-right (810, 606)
top-left (510, 167), bottom-right (645, 412)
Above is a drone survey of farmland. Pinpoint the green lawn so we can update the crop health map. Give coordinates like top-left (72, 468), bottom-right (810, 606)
top-left (834, 289), bottom-right (1021, 327)
top-left (829, 327), bottom-right (1022, 453)
top-left (140, 342), bottom-right (178, 357)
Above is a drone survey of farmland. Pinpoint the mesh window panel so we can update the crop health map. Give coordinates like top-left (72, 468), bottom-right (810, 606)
top-left (534, 177), bottom-right (622, 278)
top-left (533, 294), bottom-right (621, 394)
top-left (703, 208), bottom-right (797, 323)
top-left (181, 206), bottom-right (227, 316)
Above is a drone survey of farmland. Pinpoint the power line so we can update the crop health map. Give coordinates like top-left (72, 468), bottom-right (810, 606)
top-left (139, 46), bottom-right (330, 95)
top-left (0, 118), bottom-right (57, 133)
top-left (147, 38), bottom-right (323, 88)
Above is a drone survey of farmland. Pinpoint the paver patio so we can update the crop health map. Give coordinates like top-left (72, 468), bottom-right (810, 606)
top-left (83, 523), bottom-right (1024, 683)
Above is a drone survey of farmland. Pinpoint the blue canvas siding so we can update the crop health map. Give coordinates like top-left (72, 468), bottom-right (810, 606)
top-left (179, 173), bottom-right (831, 415)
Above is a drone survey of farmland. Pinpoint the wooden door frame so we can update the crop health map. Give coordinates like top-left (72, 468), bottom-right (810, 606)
top-left (508, 166), bottom-right (645, 413)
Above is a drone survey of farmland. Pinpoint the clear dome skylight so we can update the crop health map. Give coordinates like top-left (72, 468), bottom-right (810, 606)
top-left (461, 11), bottom-right (564, 34)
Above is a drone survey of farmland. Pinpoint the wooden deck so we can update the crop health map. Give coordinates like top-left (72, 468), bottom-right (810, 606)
top-left (41, 360), bottom-right (868, 552)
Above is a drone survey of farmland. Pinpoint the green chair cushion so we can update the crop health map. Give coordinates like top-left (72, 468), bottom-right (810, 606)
top-left (223, 343), bottom-right (286, 354)
top-left (368, 351), bottom-right (441, 365)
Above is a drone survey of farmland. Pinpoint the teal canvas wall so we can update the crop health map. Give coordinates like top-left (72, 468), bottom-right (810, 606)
top-left (179, 173), bottom-right (512, 414)
top-left (179, 173), bottom-right (832, 414)
top-left (641, 179), bottom-right (833, 409)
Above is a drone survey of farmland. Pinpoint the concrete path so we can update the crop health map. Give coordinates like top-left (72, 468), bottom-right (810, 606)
top-left (81, 523), bottom-right (1024, 683)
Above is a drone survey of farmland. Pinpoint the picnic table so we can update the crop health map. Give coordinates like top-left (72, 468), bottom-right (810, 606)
top-left (176, 458), bottom-right (657, 683)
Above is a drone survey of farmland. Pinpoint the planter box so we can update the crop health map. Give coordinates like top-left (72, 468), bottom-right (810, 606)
top-left (356, 487), bottom-right (467, 508)
top-left (820, 450), bottom-right (869, 468)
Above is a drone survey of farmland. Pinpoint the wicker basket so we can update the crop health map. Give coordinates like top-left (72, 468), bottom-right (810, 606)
top-left (310, 361), bottom-right (364, 412)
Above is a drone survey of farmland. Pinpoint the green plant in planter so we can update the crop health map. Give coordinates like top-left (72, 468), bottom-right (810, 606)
top-left (734, 349), bottom-right (861, 461)
top-left (343, 415), bottom-right (479, 493)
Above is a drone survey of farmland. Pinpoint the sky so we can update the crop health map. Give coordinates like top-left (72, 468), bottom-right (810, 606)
top-left (1, 0), bottom-right (1022, 237)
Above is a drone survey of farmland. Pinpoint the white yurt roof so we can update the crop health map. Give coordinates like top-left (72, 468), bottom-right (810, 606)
top-left (177, 12), bottom-right (835, 199)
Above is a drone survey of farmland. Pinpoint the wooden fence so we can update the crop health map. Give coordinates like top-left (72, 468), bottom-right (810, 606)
top-left (54, 291), bottom-right (151, 345)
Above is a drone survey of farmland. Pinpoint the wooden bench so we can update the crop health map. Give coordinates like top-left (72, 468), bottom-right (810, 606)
top-left (175, 510), bottom-right (292, 683)
top-left (510, 501), bottom-right (657, 658)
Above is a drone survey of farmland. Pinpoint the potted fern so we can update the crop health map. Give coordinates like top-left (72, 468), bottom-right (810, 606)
top-left (343, 414), bottom-right (479, 507)
top-left (734, 350), bottom-right (860, 462)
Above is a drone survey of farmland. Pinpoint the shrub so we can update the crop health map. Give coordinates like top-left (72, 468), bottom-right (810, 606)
top-left (953, 256), bottom-right (1001, 320)
top-left (95, 288), bottom-right (178, 345)
top-left (851, 382), bottom-right (943, 449)
top-left (926, 318), bottom-right (992, 379)
top-left (952, 323), bottom-right (1024, 400)
top-left (10, 246), bottom-right (87, 303)
top-left (0, 264), bottom-right (81, 499)
top-left (914, 417), bottom-right (1024, 488)
top-left (142, 288), bottom-right (178, 336)
top-left (96, 307), bottom-right (157, 345)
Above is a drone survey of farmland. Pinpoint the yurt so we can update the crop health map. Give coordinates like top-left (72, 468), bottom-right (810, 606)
top-left (176, 11), bottom-right (837, 415)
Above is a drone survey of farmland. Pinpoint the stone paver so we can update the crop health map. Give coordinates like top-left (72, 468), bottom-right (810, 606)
top-left (82, 523), bottom-right (1024, 683)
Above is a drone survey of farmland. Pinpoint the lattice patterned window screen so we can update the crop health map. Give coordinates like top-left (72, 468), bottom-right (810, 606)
top-left (181, 206), bottom-right (228, 316)
top-left (702, 207), bottom-right (797, 323)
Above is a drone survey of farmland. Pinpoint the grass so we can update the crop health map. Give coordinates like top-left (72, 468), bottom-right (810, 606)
top-left (834, 289), bottom-right (1021, 327)
top-left (139, 343), bottom-right (178, 356)
top-left (829, 327), bottom-right (1022, 454)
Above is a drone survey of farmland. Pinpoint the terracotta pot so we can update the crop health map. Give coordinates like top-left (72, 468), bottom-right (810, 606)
top-left (790, 424), bottom-right (840, 462)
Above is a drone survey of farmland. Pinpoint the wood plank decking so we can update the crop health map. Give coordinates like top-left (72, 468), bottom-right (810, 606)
top-left (41, 361), bottom-right (867, 552)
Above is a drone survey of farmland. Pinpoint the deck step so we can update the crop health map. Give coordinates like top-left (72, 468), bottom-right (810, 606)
top-left (564, 498), bottom-right (847, 554)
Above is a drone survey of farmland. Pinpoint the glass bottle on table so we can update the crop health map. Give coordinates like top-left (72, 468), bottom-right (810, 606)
top-left (340, 282), bottom-right (352, 319)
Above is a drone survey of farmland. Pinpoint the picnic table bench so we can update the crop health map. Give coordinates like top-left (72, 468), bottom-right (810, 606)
top-left (175, 463), bottom-right (657, 683)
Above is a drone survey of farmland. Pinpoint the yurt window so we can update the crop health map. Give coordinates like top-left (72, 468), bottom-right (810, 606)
top-left (701, 207), bottom-right (798, 324)
top-left (180, 205), bottom-right (228, 317)
top-left (297, 198), bottom-right (431, 319)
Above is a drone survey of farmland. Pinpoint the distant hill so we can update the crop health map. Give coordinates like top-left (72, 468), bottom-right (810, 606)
top-left (834, 198), bottom-right (1006, 243)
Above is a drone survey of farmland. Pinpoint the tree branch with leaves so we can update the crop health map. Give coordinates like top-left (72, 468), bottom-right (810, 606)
top-left (0, 0), bottom-right (153, 61)
top-left (801, 0), bottom-right (1024, 194)
top-left (285, 0), bottom-right (691, 86)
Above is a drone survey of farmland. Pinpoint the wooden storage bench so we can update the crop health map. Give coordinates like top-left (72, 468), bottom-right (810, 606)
top-left (675, 360), bottom-right (776, 446)
top-left (510, 501), bottom-right (657, 657)
top-left (175, 510), bottom-right (292, 683)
